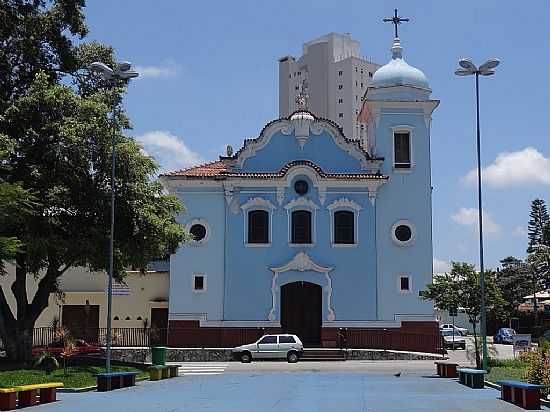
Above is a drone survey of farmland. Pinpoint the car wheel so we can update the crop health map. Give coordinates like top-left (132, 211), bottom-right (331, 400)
top-left (240, 352), bottom-right (252, 363)
top-left (287, 351), bottom-right (299, 363)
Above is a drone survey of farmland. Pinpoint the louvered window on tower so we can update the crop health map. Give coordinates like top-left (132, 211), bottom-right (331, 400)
top-left (291, 210), bottom-right (312, 244)
top-left (394, 132), bottom-right (411, 169)
top-left (248, 210), bottom-right (269, 243)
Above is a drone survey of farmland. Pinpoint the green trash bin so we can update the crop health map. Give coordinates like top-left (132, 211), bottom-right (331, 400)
top-left (151, 346), bottom-right (166, 366)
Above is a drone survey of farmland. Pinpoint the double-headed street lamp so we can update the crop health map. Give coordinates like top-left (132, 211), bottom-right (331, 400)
top-left (90, 61), bottom-right (139, 372)
top-left (455, 58), bottom-right (500, 372)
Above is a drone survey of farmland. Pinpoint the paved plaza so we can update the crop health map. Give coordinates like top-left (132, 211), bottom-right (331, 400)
top-left (33, 359), bottom-right (547, 412)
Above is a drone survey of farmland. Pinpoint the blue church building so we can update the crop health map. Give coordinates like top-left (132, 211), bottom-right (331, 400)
top-left (161, 36), bottom-right (440, 351)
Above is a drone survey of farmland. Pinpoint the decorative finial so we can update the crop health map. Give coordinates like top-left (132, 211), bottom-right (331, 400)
top-left (295, 79), bottom-right (309, 111)
top-left (383, 8), bottom-right (409, 39)
top-left (226, 144), bottom-right (233, 157)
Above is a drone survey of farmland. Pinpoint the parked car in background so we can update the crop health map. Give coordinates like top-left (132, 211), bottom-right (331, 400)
top-left (232, 334), bottom-right (303, 363)
top-left (440, 323), bottom-right (468, 336)
top-left (441, 329), bottom-right (466, 350)
top-left (542, 330), bottom-right (550, 341)
top-left (31, 339), bottom-right (103, 357)
top-left (493, 328), bottom-right (517, 344)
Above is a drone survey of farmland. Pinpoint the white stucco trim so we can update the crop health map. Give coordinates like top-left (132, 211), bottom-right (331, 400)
top-left (285, 197), bottom-right (319, 246)
top-left (327, 198), bottom-right (362, 247)
top-left (231, 116), bottom-right (377, 170)
top-left (268, 252), bottom-right (335, 322)
top-left (241, 197), bottom-right (275, 246)
top-left (391, 125), bottom-right (414, 172)
top-left (322, 320), bottom-right (402, 328)
top-left (185, 218), bottom-right (211, 246)
top-left (391, 220), bottom-right (416, 247)
top-left (192, 273), bottom-right (207, 293)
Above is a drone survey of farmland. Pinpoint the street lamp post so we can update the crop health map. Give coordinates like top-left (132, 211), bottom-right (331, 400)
top-left (90, 61), bottom-right (139, 372)
top-left (455, 58), bottom-right (500, 371)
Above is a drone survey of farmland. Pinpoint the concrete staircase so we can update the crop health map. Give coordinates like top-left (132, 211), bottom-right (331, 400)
top-left (301, 349), bottom-right (347, 361)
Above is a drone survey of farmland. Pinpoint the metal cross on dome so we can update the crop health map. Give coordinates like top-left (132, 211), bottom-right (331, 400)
top-left (383, 9), bottom-right (409, 38)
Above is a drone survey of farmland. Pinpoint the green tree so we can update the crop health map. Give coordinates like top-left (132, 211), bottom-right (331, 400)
top-left (496, 256), bottom-right (532, 316)
top-left (526, 198), bottom-right (550, 323)
top-left (0, 1), bottom-right (187, 362)
top-left (0, 134), bottom-right (34, 274)
top-left (527, 199), bottom-right (549, 252)
top-left (422, 262), bottom-right (505, 368)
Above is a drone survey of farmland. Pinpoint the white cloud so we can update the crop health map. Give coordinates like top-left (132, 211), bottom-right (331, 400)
top-left (134, 64), bottom-right (178, 79)
top-left (463, 147), bottom-right (550, 188)
top-left (450, 207), bottom-right (502, 235)
top-left (433, 258), bottom-right (451, 274)
top-left (134, 131), bottom-right (203, 173)
top-left (512, 226), bottom-right (528, 237)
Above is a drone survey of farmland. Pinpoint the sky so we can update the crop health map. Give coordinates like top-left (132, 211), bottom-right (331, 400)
top-left (83, 0), bottom-right (549, 272)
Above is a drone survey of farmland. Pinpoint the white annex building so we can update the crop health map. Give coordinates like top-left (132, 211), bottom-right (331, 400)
top-left (278, 33), bottom-right (381, 140)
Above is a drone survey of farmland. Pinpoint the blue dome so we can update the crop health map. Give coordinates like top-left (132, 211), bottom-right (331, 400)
top-left (371, 38), bottom-right (429, 90)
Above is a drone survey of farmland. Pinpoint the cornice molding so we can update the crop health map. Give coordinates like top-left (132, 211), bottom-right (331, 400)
top-left (326, 197), bottom-right (363, 212)
top-left (240, 196), bottom-right (276, 211)
top-left (284, 197), bottom-right (319, 210)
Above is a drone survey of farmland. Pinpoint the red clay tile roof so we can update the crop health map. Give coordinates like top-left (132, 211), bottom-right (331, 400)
top-left (162, 159), bottom-right (387, 181)
top-left (162, 160), bottom-right (229, 178)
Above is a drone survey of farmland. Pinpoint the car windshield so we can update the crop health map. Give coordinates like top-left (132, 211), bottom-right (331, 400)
top-left (501, 329), bottom-right (515, 335)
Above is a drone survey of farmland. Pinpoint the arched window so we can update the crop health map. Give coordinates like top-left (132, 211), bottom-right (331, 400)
top-left (248, 210), bottom-right (269, 244)
top-left (291, 210), bottom-right (312, 244)
top-left (334, 211), bottom-right (354, 244)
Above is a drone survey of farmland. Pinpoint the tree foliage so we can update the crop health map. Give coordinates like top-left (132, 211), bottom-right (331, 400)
top-left (495, 256), bottom-right (532, 315)
top-left (0, 0), bottom-right (187, 362)
top-left (421, 262), bottom-right (505, 367)
top-left (527, 198), bottom-right (550, 252)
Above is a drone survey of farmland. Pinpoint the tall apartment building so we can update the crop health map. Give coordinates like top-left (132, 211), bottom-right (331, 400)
top-left (278, 33), bottom-right (381, 140)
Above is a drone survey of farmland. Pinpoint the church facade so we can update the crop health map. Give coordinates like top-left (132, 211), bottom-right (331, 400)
top-left (161, 36), bottom-right (440, 352)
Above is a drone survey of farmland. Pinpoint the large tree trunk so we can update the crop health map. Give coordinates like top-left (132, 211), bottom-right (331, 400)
top-left (0, 253), bottom-right (62, 364)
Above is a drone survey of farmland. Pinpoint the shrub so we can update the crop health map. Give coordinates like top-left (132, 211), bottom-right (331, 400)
top-left (523, 349), bottom-right (550, 397)
top-left (33, 352), bottom-right (59, 375)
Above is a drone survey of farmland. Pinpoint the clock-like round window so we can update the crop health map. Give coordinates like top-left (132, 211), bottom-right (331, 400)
top-left (190, 224), bottom-right (207, 241)
top-left (395, 225), bottom-right (412, 242)
top-left (391, 220), bottom-right (415, 246)
top-left (294, 180), bottom-right (309, 196)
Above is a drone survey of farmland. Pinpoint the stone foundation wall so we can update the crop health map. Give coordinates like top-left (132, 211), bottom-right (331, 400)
top-left (108, 347), bottom-right (442, 363)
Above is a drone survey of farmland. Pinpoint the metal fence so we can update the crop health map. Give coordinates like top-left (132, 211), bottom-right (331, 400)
top-left (0, 327), bottom-right (168, 350)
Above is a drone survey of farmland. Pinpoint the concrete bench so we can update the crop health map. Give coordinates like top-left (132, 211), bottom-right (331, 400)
top-left (96, 371), bottom-right (139, 392)
top-left (496, 380), bottom-right (545, 410)
top-left (434, 361), bottom-right (459, 378)
top-left (149, 365), bottom-right (180, 381)
top-left (0, 382), bottom-right (63, 410)
top-left (457, 368), bottom-right (487, 389)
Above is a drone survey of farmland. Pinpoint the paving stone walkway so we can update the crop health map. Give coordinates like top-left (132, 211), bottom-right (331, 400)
top-left (33, 368), bottom-right (548, 412)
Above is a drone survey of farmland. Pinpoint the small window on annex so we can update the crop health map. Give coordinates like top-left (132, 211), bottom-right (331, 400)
top-left (400, 276), bottom-right (410, 292)
top-left (194, 275), bottom-right (205, 291)
top-left (248, 210), bottom-right (269, 244)
top-left (291, 210), bottom-right (312, 244)
top-left (334, 211), bottom-right (355, 244)
top-left (394, 132), bottom-right (411, 169)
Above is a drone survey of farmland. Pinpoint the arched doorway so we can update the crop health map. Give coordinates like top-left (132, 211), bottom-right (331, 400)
top-left (280, 281), bottom-right (322, 346)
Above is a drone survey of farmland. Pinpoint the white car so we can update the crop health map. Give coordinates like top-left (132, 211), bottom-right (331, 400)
top-left (232, 334), bottom-right (303, 363)
top-left (440, 324), bottom-right (468, 336)
top-left (441, 329), bottom-right (466, 350)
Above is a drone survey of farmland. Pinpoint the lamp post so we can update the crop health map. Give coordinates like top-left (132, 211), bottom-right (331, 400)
top-left (89, 61), bottom-right (139, 372)
top-left (455, 58), bottom-right (500, 371)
